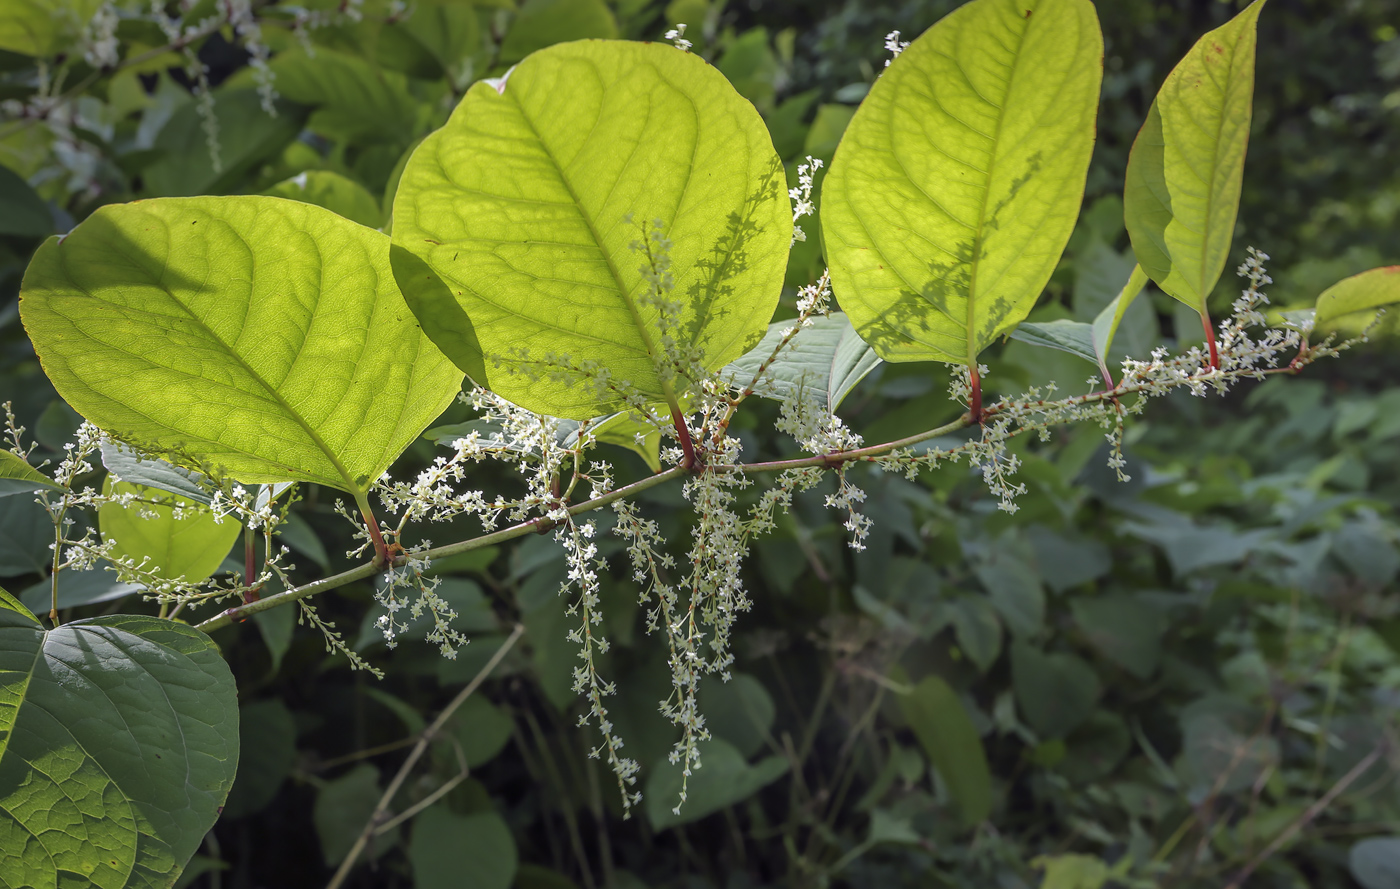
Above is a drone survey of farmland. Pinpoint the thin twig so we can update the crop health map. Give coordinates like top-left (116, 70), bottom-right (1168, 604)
top-left (1224, 741), bottom-right (1388, 889)
top-left (324, 623), bottom-right (525, 889)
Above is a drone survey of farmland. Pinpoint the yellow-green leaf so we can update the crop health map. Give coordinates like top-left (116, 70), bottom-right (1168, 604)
top-left (1124, 0), bottom-right (1267, 312)
top-left (99, 478), bottom-right (242, 584)
top-left (1314, 266), bottom-right (1400, 333)
top-left (392, 40), bottom-right (791, 419)
top-left (20, 196), bottom-right (462, 494)
top-left (821, 0), bottom-right (1102, 368)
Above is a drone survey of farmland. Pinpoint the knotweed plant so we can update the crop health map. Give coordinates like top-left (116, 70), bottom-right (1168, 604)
top-left (4, 3), bottom-right (1398, 884)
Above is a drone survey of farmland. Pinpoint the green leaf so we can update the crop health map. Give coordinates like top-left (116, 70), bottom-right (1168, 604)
top-left (1034, 853), bottom-right (1110, 889)
top-left (0, 606), bottom-right (238, 888)
top-left (0, 493), bottom-right (51, 577)
top-left (253, 605), bottom-right (295, 675)
top-left (374, 4), bottom-right (482, 84)
top-left (101, 443), bottom-right (214, 506)
top-left (1123, 0), bottom-right (1267, 312)
top-left (146, 90), bottom-right (307, 197)
top-left (20, 196), bottom-right (463, 494)
top-left (1350, 837), bottom-right (1400, 889)
top-left (897, 675), bottom-right (992, 827)
top-left (646, 738), bottom-right (789, 829)
top-left (1313, 266), bottom-right (1400, 332)
top-left (950, 596), bottom-right (1002, 672)
top-left (447, 695), bottom-right (515, 769)
top-left (723, 312), bottom-right (881, 414)
top-left (410, 806), bottom-right (517, 889)
top-left (803, 104), bottom-right (856, 160)
top-left (1058, 711), bottom-right (1130, 784)
top-left (1178, 696), bottom-right (1278, 795)
top-left (500, 0), bottom-right (619, 65)
top-left (0, 163), bottom-right (52, 237)
top-left (0, 451), bottom-right (59, 498)
top-left (392, 40), bottom-right (791, 419)
top-left (99, 478), bottom-right (241, 584)
top-left (265, 170), bottom-right (385, 229)
top-left (717, 27), bottom-right (779, 113)
top-left (698, 672), bottom-right (776, 759)
top-left (1008, 319), bottom-right (1098, 365)
top-left (1091, 264), bottom-right (1150, 378)
top-left (314, 764), bottom-right (389, 867)
top-left (1011, 643), bottom-right (1100, 738)
top-left (1070, 594), bottom-right (1164, 680)
top-left (973, 548), bottom-right (1045, 639)
top-left (20, 567), bottom-right (139, 614)
top-left (581, 412), bottom-right (662, 473)
top-left (820, 0), bottom-right (1103, 367)
top-left (267, 47), bottom-right (417, 144)
top-left (0, 0), bottom-right (101, 56)
top-left (223, 700), bottom-right (297, 818)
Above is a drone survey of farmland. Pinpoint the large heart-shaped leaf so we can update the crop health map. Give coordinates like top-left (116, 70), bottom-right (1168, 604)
top-left (0, 590), bottom-right (238, 888)
top-left (820, 0), bottom-right (1102, 368)
top-left (1124, 0), bottom-right (1267, 313)
top-left (19, 196), bottom-right (463, 494)
top-left (391, 40), bottom-right (792, 419)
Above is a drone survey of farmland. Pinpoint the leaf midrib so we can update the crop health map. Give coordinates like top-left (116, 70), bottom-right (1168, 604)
top-left (963, 6), bottom-right (1035, 368)
top-left (66, 213), bottom-right (362, 493)
top-left (505, 75), bottom-right (668, 373)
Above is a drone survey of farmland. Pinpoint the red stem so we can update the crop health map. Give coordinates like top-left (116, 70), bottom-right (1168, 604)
top-left (968, 364), bottom-right (983, 424)
top-left (361, 505), bottom-right (390, 566)
top-left (1201, 310), bottom-right (1220, 370)
top-left (670, 406), bottom-right (699, 472)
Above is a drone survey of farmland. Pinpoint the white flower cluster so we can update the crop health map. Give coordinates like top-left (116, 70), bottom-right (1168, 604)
top-left (790, 156), bottom-right (823, 245)
top-left (884, 30), bottom-right (911, 67)
top-left (665, 23), bottom-right (693, 53)
top-left (82, 3), bottom-right (121, 70)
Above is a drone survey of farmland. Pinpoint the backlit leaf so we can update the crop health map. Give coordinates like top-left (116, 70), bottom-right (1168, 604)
top-left (392, 40), bottom-right (791, 419)
top-left (1124, 0), bottom-right (1267, 312)
top-left (0, 451), bottom-right (59, 498)
top-left (821, 0), bottom-right (1102, 367)
top-left (98, 478), bottom-right (241, 584)
top-left (1313, 266), bottom-right (1400, 333)
top-left (265, 170), bottom-right (384, 229)
top-left (20, 196), bottom-right (463, 494)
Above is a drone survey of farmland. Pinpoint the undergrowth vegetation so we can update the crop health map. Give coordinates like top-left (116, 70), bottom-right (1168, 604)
top-left (0, 1), bottom-right (1398, 888)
